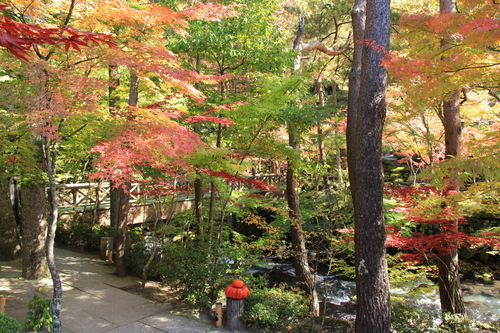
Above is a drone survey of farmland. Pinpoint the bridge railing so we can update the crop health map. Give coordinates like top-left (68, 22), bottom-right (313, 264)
top-left (55, 181), bottom-right (192, 213)
top-left (55, 174), bottom-right (284, 213)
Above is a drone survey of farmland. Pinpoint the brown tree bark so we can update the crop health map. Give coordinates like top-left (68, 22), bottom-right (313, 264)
top-left (21, 181), bottom-right (49, 280)
top-left (114, 72), bottom-right (138, 277)
top-left (347, 0), bottom-right (391, 331)
top-left (44, 136), bottom-right (63, 332)
top-left (114, 182), bottom-right (130, 278)
top-left (346, 0), bottom-right (366, 208)
top-left (286, 127), bottom-right (320, 316)
top-left (108, 64), bottom-right (121, 111)
top-left (194, 176), bottom-right (204, 238)
top-left (316, 78), bottom-right (330, 190)
top-left (438, 90), bottom-right (465, 315)
top-left (0, 171), bottom-right (21, 261)
top-left (436, 0), bottom-right (466, 316)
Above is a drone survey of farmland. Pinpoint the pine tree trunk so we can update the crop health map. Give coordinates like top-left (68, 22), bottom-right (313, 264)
top-left (286, 129), bottom-right (320, 316)
top-left (347, 0), bottom-right (391, 331)
top-left (0, 171), bottom-right (21, 261)
top-left (346, 0), bottom-right (366, 207)
top-left (21, 181), bottom-right (49, 280)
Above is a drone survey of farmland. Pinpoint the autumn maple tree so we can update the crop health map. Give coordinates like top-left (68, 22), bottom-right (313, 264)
top-left (386, 185), bottom-right (498, 257)
top-left (0, 5), bottom-right (114, 60)
top-left (0, 0), bottom-right (241, 331)
top-left (383, 0), bottom-right (500, 319)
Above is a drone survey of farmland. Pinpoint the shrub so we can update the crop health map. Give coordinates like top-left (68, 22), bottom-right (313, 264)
top-left (56, 223), bottom-right (118, 249)
top-left (56, 223), bottom-right (145, 250)
top-left (25, 287), bottom-right (52, 333)
top-left (243, 287), bottom-right (310, 332)
top-left (0, 313), bottom-right (22, 333)
top-left (160, 243), bottom-right (230, 308)
top-left (124, 242), bottom-right (165, 281)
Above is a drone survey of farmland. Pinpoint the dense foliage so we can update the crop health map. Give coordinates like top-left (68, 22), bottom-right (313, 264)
top-left (0, 313), bottom-right (22, 333)
top-left (1, 0), bottom-right (500, 332)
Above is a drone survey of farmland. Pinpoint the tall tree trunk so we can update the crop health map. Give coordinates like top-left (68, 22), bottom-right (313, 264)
top-left (210, 123), bottom-right (223, 246)
top-left (286, 127), bottom-right (320, 316)
top-left (108, 64), bottom-right (121, 111)
top-left (43, 137), bottom-right (63, 333)
top-left (346, 0), bottom-right (366, 207)
top-left (438, 90), bottom-right (465, 315)
top-left (21, 181), bottom-right (49, 280)
top-left (193, 57), bottom-right (205, 241)
top-left (437, 0), bottom-right (466, 316)
top-left (108, 65), bottom-right (121, 228)
top-left (316, 77), bottom-right (330, 190)
top-left (114, 182), bottom-right (130, 277)
top-left (194, 177), bottom-right (204, 238)
top-left (114, 71), bottom-right (138, 277)
top-left (347, 0), bottom-right (391, 332)
top-left (128, 72), bottom-right (139, 106)
top-left (0, 170), bottom-right (21, 261)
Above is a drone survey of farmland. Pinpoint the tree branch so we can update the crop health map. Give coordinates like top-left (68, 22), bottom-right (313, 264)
top-left (61, 124), bottom-right (87, 141)
top-left (296, 38), bottom-right (351, 57)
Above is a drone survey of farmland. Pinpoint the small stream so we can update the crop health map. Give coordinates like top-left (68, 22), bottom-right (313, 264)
top-left (250, 258), bottom-right (500, 325)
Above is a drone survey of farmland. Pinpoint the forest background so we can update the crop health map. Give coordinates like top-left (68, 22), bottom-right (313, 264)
top-left (1, 0), bottom-right (500, 332)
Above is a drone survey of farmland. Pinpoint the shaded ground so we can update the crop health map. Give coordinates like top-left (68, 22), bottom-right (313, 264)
top-left (0, 246), bottom-right (234, 333)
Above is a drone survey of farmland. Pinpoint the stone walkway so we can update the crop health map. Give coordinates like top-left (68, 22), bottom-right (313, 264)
top-left (0, 247), bottom-right (242, 333)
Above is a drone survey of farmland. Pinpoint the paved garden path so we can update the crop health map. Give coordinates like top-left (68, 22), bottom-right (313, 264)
top-left (0, 247), bottom-right (241, 333)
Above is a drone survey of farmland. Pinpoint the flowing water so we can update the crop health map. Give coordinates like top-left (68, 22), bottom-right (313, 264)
top-left (250, 258), bottom-right (500, 325)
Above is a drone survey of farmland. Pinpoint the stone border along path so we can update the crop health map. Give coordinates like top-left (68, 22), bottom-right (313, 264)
top-left (0, 247), bottom-right (247, 333)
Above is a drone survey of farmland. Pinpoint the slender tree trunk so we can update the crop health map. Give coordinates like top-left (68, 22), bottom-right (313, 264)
top-left (128, 72), bottom-right (139, 106)
top-left (437, 0), bottom-right (466, 316)
top-left (193, 58), bottom-right (205, 241)
top-left (210, 123), bottom-right (223, 245)
top-left (438, 90), bottom-right (465, 315)
top-left (347, 0), bottom-right (391, 331)
top-left (108, 64), bottom-right (121, 228)
top-left (114, 182), bottom-right (130, 277)
top-left (0, 170), bottom-right (21, 261)
top-left (108, 64), bottom-right (120, 111)
top-left (194, 177), bottom-right (204, 238)
top-left (114, 71), bottom-right (138, 277)
top-left (43, 137), bottom-right (63, 333)
top-left (316, 78), bottom-right (330, 190)
top-left (21, 181), bottom-right (49, 280)
top-left (286, 128), bottom-right (320, 316)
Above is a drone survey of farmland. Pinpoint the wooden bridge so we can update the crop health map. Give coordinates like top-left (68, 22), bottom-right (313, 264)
top-left (56, 182), bottom-right (195, 225)
top-left (55, 174), bottom-right (285, 225)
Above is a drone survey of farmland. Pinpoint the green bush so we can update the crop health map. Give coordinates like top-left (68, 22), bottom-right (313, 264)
top-left (160, 243), bottom-right (230, 308)
top-left (0, 313), bottom-right (22, 333)
top-left (56, 224), bottom-right (117, 249)
top-left (243, 287), bottom-right (310, 332)
top-left (124, 242), bottom-right (165, 281)
top-left (25, 287), bottom-right (52, 333)
top-left (125, 238), bottom-right (267, 309)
